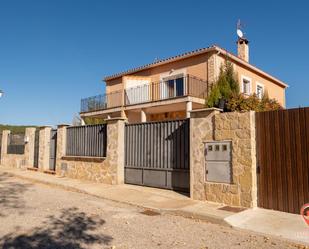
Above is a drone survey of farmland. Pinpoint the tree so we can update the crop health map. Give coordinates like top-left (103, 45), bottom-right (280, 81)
top-left (206, 61), bottom-right (239, 108)
top-left (206, 60), bottom-right (282, 112)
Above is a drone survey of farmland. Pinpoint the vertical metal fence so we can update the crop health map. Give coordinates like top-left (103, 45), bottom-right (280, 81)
top-left (7, 133), bottom-right (25, 155)
top-left (125, 119), bottom-right (190, 192)
top-left (66, 124), bottom-right (107, 157)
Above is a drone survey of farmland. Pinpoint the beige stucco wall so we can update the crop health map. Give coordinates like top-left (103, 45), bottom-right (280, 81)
top-left (55, 119), bottom-right (125, 184)
top-left (215, 54), bottom-right (286, 107)
top-left (190, 109), bottom-right (257, 208)
top-left (105, 77), bottom-right (123, 93)
top-left (126, 111), bottom-right (141, 123)
top-left (105, 51), bottom-right (285, 111)
top-left (105, 53), bottom-right (214, 96)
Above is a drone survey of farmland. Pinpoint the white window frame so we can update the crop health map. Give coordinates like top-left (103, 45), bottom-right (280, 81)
top-left (241, 75), bottom-right (252, 95)
top-left (256, 82), bottom-right (265, 99)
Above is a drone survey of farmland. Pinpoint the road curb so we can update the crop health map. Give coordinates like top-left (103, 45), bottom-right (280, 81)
top-left (4, 169), bottom-right (230, 227)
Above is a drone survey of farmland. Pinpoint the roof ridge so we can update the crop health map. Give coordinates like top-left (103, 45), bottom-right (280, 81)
top-left (103, 44), bottom-right (288, 88)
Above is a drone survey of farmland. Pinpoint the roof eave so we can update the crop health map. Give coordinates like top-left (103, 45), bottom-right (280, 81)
top-left (103, 46), bottom-right (217, 81)
top-left (214, 46), bottom-right (289, 88)
top-left (103, 45), bottom-right (288, 89)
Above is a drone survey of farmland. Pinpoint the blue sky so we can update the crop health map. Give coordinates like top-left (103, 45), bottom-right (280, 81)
top-left (0, 0), bottom-right (308, 125)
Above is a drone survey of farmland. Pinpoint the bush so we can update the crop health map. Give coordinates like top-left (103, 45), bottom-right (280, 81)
top-left (83, 117), bottom-right (106, 125)
top-left (227, 93), bottom-right (282, 112)
top-left (206, 59), bottom-right (283, 112)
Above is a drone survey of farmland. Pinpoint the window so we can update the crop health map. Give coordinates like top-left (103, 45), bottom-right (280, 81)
top-left (256, 83), bottom-right (264, 99)
top-left (215, 145), bottom-right (220, 151)
top-left (163, 74), bottom-right (185, 98)
top-left (241, 76), bottom-right (252, 95)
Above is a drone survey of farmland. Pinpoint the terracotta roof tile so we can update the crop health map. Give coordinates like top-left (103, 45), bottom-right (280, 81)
top-left (103, 44), bottom-right (288, 88)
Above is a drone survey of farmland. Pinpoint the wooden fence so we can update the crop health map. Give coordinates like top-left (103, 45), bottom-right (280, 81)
top-left (256, 108), bottom-right (309, 214)
top-left (66, 124), bottom-right (107, 157)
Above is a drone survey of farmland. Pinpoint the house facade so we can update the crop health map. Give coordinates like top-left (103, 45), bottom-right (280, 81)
top-left (80, 38), bottom-right (288, 123)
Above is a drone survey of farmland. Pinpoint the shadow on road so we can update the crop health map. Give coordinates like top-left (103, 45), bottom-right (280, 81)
top-left (0, 207), bottom-right (113, 249)
top-left (0, 172), bottom-right (31, 217)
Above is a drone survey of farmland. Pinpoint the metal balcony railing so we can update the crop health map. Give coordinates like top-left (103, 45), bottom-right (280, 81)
top-left (80, 75), bottom-right (209, 113)
top-left (124, 75), bottom-right (209, 105)
top-left (80, 90), bottom-right (123, 113)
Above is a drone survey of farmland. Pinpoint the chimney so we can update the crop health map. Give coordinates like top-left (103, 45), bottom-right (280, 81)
top-left (237, 37), bottom-right (249, 62)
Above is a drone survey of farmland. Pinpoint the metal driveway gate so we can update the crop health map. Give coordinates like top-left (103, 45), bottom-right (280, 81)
top-left (125, 119), bottom-right (190, 192)
top-left (49, 129), bottom-right (57, 171)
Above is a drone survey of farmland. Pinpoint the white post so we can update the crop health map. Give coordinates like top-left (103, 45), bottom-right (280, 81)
top-left (141, 109), bottom-right (147, 122)
top-left (186, 101), bottom-right (192, 118)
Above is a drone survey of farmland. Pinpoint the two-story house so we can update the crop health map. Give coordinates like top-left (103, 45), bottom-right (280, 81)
top-left (80, 38), bottom-right (288, 123)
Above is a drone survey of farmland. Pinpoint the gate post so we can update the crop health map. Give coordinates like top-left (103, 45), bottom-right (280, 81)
top-left (190, 108), bottom-right (258, 208)
top-left (24, 127), bottom-right (36, 168)
top-left (38, 126), bottom-right (52, 171)
top-left (189, 108), bottom-right (220, 200)
top-left (0, 130), bottom-right (10, 166)
top-left (105, 117), bottom-right (126, 184)
top-left (55, 124), bottom-right (69, 174)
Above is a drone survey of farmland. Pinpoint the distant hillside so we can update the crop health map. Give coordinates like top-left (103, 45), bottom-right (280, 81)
top-left (0, 124), bottom-right (37, 134)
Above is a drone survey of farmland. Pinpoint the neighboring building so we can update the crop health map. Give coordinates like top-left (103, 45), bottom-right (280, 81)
top-left (80, 37), bottom-right (288, 123)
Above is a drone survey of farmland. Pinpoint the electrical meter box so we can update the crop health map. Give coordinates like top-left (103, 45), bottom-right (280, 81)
top-left (205, 141), bottom-right (232, 183)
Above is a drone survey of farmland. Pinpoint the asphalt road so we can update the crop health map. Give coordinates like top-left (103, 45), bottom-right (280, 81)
top-left (0, 172), bottom-right (306, 249)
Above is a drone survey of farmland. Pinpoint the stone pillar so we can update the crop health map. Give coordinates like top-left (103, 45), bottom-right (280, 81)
top-left (55, 124), bottom-right (70, 173)
top-left (207, 53), bottom-right (216, 85)
top-left (190, 109), bottom-right (257, 208)
top-left (0, 130), bottom-right (10, 165)
top-left (105, 118), bottom-right (126, 184)
top-left (141, 109), bottom-right (146, 122)
top-left (189, 108), bottom-right (221, 200)
top-left (38, 126), bottom-right (52, 171)
top-left (186, 101), bottom-right (192, 118)
top-left (24, 127), bottom-right (36, 168)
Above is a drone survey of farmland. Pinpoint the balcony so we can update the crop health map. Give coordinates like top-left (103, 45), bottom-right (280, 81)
top-left (80, 75), bottom-right (210, 113)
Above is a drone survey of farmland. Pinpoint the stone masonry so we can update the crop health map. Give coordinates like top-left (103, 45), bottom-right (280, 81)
top-left (0, 128), bottom-right (36, 169)
top-left (38, 126), bottom-right (52, 171)
top-left (55, 118), bottom-right (125, 184)
top-left (190, 109), bottom-right (257, 208)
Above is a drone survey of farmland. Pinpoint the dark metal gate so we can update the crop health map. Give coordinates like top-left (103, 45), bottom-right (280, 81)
top-left (49, 129), bottom-right (57, 171)
top-left (125, 119), bottom-right (190, 192)
top-left (256, 108), bottom-right (309, 214)
top-left (33, 129), bottom-right (39, 168)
